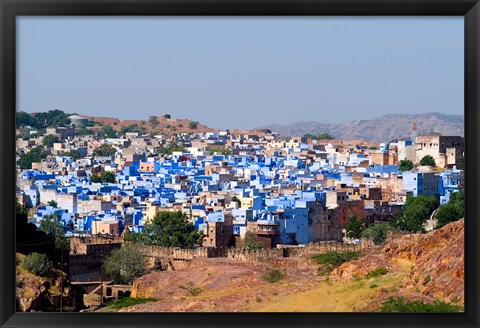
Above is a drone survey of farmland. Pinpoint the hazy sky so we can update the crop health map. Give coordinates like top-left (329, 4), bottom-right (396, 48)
top-left (17, 17), bottom-right (463, 130)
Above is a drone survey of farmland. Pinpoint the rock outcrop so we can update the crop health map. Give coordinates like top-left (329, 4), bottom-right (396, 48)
top-left (332, 219), bottom-right (464, 304)
top-left (385, 219), bottom-right (464, 303)
top-left (16, 257), bottom-right (74, 312)
top-left (330, 254), bottom-right (394, 280)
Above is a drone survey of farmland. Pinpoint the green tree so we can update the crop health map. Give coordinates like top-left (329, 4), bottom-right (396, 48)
top-left (119, 123), bottom-right (146, 134)
top-left (420, 155), bottom-right (436, 167)
top-left (100, 125), bottom-right (117, 138)
top-left (137, 211), bottom-right (204, 248)
top-left (344, 215), bottom-right (364, 239)
top-left (90, 171), bottom-right (116, 183)
top-left (188, 121), bottom-right (198, 129)
top-left (435, 191), bottom-right (464, 228)
top-left (47, 200), bottom-right (58, 207)
top-left (45, 109), bottom-right (71, 127)
top-left (16, 111), bottom-right (35, 128)
top-left (103, 246), bottom-right (147, 285)
top-left (42, 134), bottom-right (60, 148)
top-left (398, 159), bottom-right (414, 171)
top-left (18, 147), bottom-right (45, 169)
top-left (21, 252), bottom-right (53, 276)
top-left (391, 196), bottom-right (438, 232)
top-left (39, 214), bottom-right (69, 251)
top-left (17, 109), bottom-right (71, 129)
top-left (148, 116), bottom-right (158, 127)
top-left (76, 125), bottom-right (95, 135)
top-left (244, 231), bottom-right (263, 250)
top-left (92, 143), bottom-right (117, 157)
top-left (361, 222), bottom-right (398, 245)
top-left (304, 133), bottom-right (335, 140)
top-left (68, 149), bottom-right (81, 160)
top-left (101, 171), bottom-right (116, 183)
top-left (90, 174), bottom-right (102, 183)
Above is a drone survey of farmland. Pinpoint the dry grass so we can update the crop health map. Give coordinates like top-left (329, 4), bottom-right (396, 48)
top-left (21, 287), bottom-right (37, 299)
top-left (255, 259), bottom-right (413, 312)
top-left (48, 284), bottom-right (60, 295)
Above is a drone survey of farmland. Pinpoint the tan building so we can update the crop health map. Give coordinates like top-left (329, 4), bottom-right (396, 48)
top-left (371, 152), bottom-right (397, 166)
top-left (92, 220), bottom-right (120, 236)
top-left (415, 135), bottom-right (464, 167)
top-left (139, 161), bottom-right (154, 173)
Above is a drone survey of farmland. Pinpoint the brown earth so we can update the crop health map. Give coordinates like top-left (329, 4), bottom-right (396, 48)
top-left (88, 115), bottom-right (218, 135)
top-left (120, 258), bottom-right (322, 312)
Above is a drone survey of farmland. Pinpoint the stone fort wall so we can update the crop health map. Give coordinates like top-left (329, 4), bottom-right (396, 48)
top-left (130, 239), bottom-right (374, 267)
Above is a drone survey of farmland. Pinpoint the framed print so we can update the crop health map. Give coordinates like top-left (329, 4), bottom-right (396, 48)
top-left (1, 0), bottom-right (479, 328)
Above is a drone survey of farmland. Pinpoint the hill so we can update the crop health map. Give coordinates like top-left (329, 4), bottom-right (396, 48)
top-left (257, 112), bottom-right (464, 142)
top-left (88, 115), bottom-right (218, 135)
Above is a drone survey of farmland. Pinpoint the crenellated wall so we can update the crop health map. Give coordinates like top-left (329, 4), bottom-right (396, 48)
top-left (128, 239), bottom-right (374, 268)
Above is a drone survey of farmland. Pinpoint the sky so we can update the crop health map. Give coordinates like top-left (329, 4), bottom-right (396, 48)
top-left (17, 17), bottom-right (464, 130)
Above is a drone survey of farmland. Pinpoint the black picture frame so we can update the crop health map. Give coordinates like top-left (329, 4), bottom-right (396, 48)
top-left (1, 1), bottom-right (478, 327)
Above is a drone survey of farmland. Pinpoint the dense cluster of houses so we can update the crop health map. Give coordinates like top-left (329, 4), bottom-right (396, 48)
top-left (16, 125), bottom-right (464, 248)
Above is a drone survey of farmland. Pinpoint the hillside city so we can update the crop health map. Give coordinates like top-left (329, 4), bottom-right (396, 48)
top-left (15, 111), bottom-right (465, 312)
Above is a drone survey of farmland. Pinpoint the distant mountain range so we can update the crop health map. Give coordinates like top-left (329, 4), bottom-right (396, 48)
top-left (257, 112), bottom-right (464, 142)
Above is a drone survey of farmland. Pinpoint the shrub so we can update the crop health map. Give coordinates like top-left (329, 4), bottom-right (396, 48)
top-left (42, 134), bottom-right (60, 148)
top-left (420, 155), bottom-right (436, 167)
top-left (345, 215), bottom-right (364, 239)
top-left (244, 231), bottom-right (264, 250)
top-left (179, 281), bottom-right (203, 296)
top-left (369, 283), bottom-right (378, 289)
top-left (366, 267), bottom-right (388, 278)
top-left (380, 297), bottom-right (463, 312)
top-left (423, 274), bottom-right (432, 285)
top-left (188, 121), bottom-right (198, 129)
top-left (398, 159), bottom-right (414, 171)
top-left (262, 269), bottom-right (285, 283)
top-left (361, 223), bottom-right (399, 245)
top-left (311, 251), bottom-right (362, 275)
top-left (21, 252), bottom-right (53, 276)
top-left (148, 116), bottom-right (158, 126)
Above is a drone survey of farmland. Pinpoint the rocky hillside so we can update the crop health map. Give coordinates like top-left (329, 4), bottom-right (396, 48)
top-left (258, 112), bottom-right (464, 142)
top-left (383, 218), bottom-right (464, 304)
top-left (88, 115), bottom-right (218, 135)
top-left (331, 219), bottom-right (464, 308)
top-left (16, 253), bottom-right (74, 312)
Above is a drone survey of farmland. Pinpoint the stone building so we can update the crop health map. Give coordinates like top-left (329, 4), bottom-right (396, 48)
top-left (202, 215), bottom-right (235, 248)
top-left (415, 135), bottom-right (464, 168)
